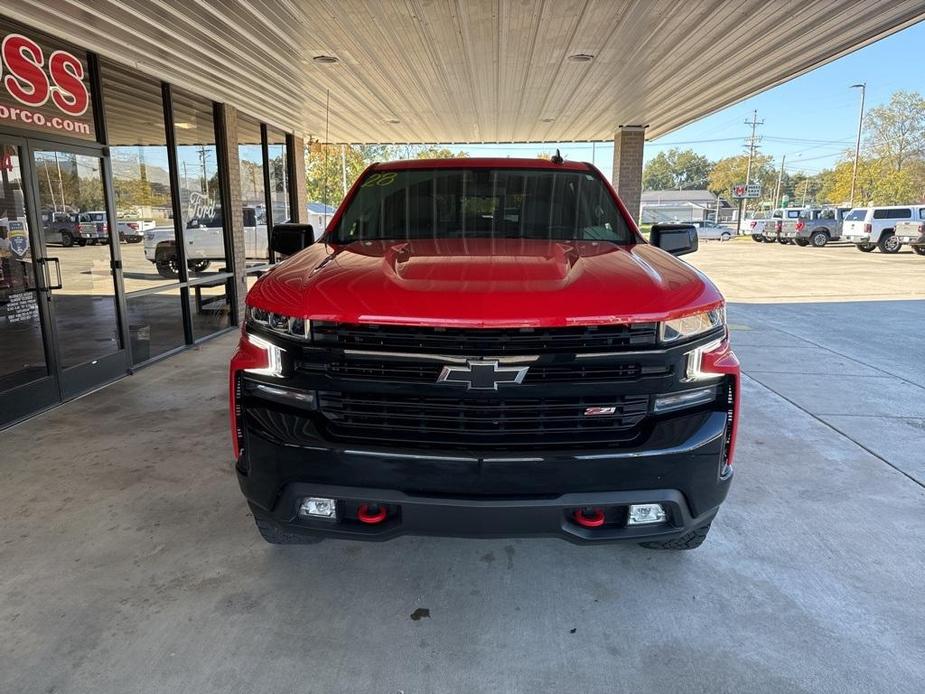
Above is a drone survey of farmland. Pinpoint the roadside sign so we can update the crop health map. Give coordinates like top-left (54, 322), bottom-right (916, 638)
top-left (732, 183), bottom-right (761, 199)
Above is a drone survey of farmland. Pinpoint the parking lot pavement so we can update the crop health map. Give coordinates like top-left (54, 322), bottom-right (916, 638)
top-left (2, 244), bottom-right (924, 693)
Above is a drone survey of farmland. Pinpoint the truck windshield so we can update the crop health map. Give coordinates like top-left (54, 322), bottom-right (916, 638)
top-left (328, 168), bottom-right (633, 243)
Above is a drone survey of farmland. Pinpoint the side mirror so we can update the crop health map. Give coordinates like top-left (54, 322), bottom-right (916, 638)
top-left (271, 223), bottom-right (315, 256)
top-left (650, 223), bottom-right (698, 256)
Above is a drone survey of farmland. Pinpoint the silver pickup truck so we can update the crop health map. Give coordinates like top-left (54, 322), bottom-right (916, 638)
top-left (779, 206), bottom-right (852, 247)
top-left (894, 215), bottom-right (925, 256)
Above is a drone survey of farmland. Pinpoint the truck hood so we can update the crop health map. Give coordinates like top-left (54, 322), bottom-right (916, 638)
top-left (246, 238), bottom-right (723, 327)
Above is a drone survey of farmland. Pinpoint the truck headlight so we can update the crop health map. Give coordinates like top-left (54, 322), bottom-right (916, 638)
top-left (660, 307), bottom-right (725, 344)
top-left (246, 305), bottom-right (311, 341)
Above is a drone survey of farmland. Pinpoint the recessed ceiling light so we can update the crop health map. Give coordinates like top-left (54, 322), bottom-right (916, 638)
top-left (540, 117), bottom-right (555, 123)
top-left (313, 55), bottom-right (339, 64)
top-left (567, 53), bottom-right (594, 63)
top-left (385, 118), bottom-right (401, 124)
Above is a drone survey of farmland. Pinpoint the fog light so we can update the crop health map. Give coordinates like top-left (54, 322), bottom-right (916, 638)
top-left (627, 503), bottom-right (667, 525)
top-left (653, 386), bottom-right (717, 413)
top-left (298, 497), bottom-right (337, 519)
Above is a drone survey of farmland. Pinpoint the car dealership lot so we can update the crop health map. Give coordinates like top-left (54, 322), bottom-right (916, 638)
top-left (2, 242), bottom-right (924, 693)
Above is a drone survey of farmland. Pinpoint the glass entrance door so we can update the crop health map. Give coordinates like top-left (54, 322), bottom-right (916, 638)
top-left (31, 145), bottom-right (127, 398)
top-left (0, 139), bottom-right (58, 425)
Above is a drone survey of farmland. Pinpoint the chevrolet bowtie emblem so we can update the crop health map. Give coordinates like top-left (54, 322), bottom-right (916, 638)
top-left (436, 360), bottom-right (529, 390)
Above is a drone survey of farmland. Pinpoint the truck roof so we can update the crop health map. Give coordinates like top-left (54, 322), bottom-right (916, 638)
top-left (372, 157), bottom-right (595, 172)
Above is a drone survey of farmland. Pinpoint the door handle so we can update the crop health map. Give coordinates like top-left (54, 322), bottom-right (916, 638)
top-left (37, 257), bottom-right (63, 290)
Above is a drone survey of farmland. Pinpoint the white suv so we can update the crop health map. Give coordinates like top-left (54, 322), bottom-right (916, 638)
top-left (842, 205), bottom-right (925, 254)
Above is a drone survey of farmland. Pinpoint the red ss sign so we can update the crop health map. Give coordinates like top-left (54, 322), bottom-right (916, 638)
top-left (1, 33), bottom-right (89, 116)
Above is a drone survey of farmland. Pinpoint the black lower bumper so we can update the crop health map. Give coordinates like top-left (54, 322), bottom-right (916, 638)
top-left (237, 408), bottom-right (733, 544)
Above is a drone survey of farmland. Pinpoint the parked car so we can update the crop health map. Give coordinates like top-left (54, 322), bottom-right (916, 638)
top-left (842, 205), bottom-right (925, 253)
top-left (692, 220), bottom-right (732, 241)
top-left (780, 206), bottom-right (852, 247)
top-left (42, 210), bottom-right (109, 247)
top-left (746, 210), bottom-right (781, 242)
top-left (765, 208), bottom-right (818, 244)
top-left (144, 206), bottom-right (267, 278)
top-left (747, 209), bottom-right (787, 242)
top-left (232, 158), bottom-right (740, 550)
top-left (893, 210), bottom-right (925, 256)
top-left (117, 219), bottom-right (155, 243)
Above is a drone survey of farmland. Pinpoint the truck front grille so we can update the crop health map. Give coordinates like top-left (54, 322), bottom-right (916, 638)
top-left (311, 320), bottom-right (658, 354)
top-left (296, 357), bottom-right (671, 385)
top-left (317, 391), bottom-right (650, 448)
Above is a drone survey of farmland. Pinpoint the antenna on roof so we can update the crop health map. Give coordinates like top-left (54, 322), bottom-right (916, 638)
top-left (550, 149), bottom-right (564, 164)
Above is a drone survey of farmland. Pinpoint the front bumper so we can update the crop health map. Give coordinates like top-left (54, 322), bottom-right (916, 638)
top-left (237, 408), bottom-right (734, 544)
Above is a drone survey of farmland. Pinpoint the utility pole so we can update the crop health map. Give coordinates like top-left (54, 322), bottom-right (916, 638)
top-left (736, 109), bottom-right (763, 235)
top-left (801, 179), bottom-right (810, 206)
top-left (849, 83), bottom-right (866, 207)
top-left (774, 154), bottom-right (786, 209)
top-left (341, 144), bottom-right (348, 198)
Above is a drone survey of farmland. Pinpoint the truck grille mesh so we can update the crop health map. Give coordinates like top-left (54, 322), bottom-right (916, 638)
top-left (317, 391), bottom-right (650, 448)
top-left (311, 321), bottom-right (658, 354)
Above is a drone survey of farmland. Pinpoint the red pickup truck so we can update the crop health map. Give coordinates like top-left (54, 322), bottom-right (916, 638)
top-left (230, 158), bottom-right (739, 550)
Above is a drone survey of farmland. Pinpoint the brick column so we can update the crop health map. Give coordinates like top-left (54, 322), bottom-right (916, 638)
top-left (216, 103), bottom-right (247, 322)
top-left (290, 135), bottom-right (307, 222)
top-left (612, 126), bottom-right (647, 223)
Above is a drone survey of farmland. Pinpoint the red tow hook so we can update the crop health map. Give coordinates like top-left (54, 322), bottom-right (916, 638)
top-left (573, 508), bottom-right (606, 528)
top-left (357, 503), bottom-right (388, 524)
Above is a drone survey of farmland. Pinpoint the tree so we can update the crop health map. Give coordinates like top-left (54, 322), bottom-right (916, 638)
top-left (864, 90), bottom-right (925, 172)
top-left (708, 153), bottom-right (775, 214)
top-left (815, 156), bottom-right (921, 206)
top-left (643, 148), bottom-right (712, 191)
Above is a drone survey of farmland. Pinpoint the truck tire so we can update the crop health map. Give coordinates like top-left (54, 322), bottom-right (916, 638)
top-left (794, 239), bottom-right (809, 247)
top-left (877, 233), bottom-right (901, 254)
top-left (810, 230), bottom-right (829, 247)
top-left (912, 246), bottom-right (925, 256)
top-left (777, 237), bottom-right (790, 245)
top-left (856, 243), bottom-right (875, 252)
top-left (751, 234), bottom-right (764, 242)
top-left (60, 231), bottom-right (74, 248)
top-left (77, 238), bottom-right (87, 247)
top-left (255, 518), bottom-right (322, 545)
top-left (155, 255), bottom-right (180, 279)
top-left (640, 523), bottom-right (711, 550)
top-left (188, 259), bottom-right (211, 274)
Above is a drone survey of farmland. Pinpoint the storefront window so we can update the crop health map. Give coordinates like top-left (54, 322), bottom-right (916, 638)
top-left (102, 59), bottom-right (184, 365)
top-left (267, 128), bottom-right (290, 224)
top-left (0, 17), bottom-right (96, 141)
top-left (238, 115), bottom-right (269, 267)
top-left (172, 89), bottom-right (230, 335)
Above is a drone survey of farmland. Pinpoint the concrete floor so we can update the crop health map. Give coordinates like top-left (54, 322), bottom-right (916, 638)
top-left (2, 242), bottom-right (925, 693)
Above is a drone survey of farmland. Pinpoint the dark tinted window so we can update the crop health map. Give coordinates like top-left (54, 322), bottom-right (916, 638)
top-left (331, 168), bottom-right (632, 243)
top-left (873, 208), bottom-right (911, 219)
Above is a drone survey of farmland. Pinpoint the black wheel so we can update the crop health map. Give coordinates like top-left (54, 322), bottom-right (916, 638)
top-left (188, 259), bottom-right (212, 273)
top-left (255, 518), bottom-right (322, 545)
top-left (856, 243), bottom-right (875, 252)
top-left (155, 255), bottom-right (180, 279)
top-left (810, 230), bottom-right (829, 247)
top-left (912, 246), bottom-right (925, 256)
top-left (777, 237), bottom-right (789, 245)
top-left (720, 232), bottom-right (731, 242)
top-left (60, 231), bottom-right (74, 248)
top-left (751, 234), bottom-right (764, 242)
top-left (794, 239), bottom-right (809, 247)
top-left (77, 239), bottom-right (87, 247)
top-left (640, 523), bottom-right (712, 550)
top-left (878, 233), bottom-right (901, 254)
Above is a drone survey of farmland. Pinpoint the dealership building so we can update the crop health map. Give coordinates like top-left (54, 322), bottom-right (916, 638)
top-left (1, 2), bottom-right (923, 427)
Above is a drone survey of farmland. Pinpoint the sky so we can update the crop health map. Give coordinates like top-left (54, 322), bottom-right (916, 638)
top-left (451, 20), bottom-right (925, 181)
